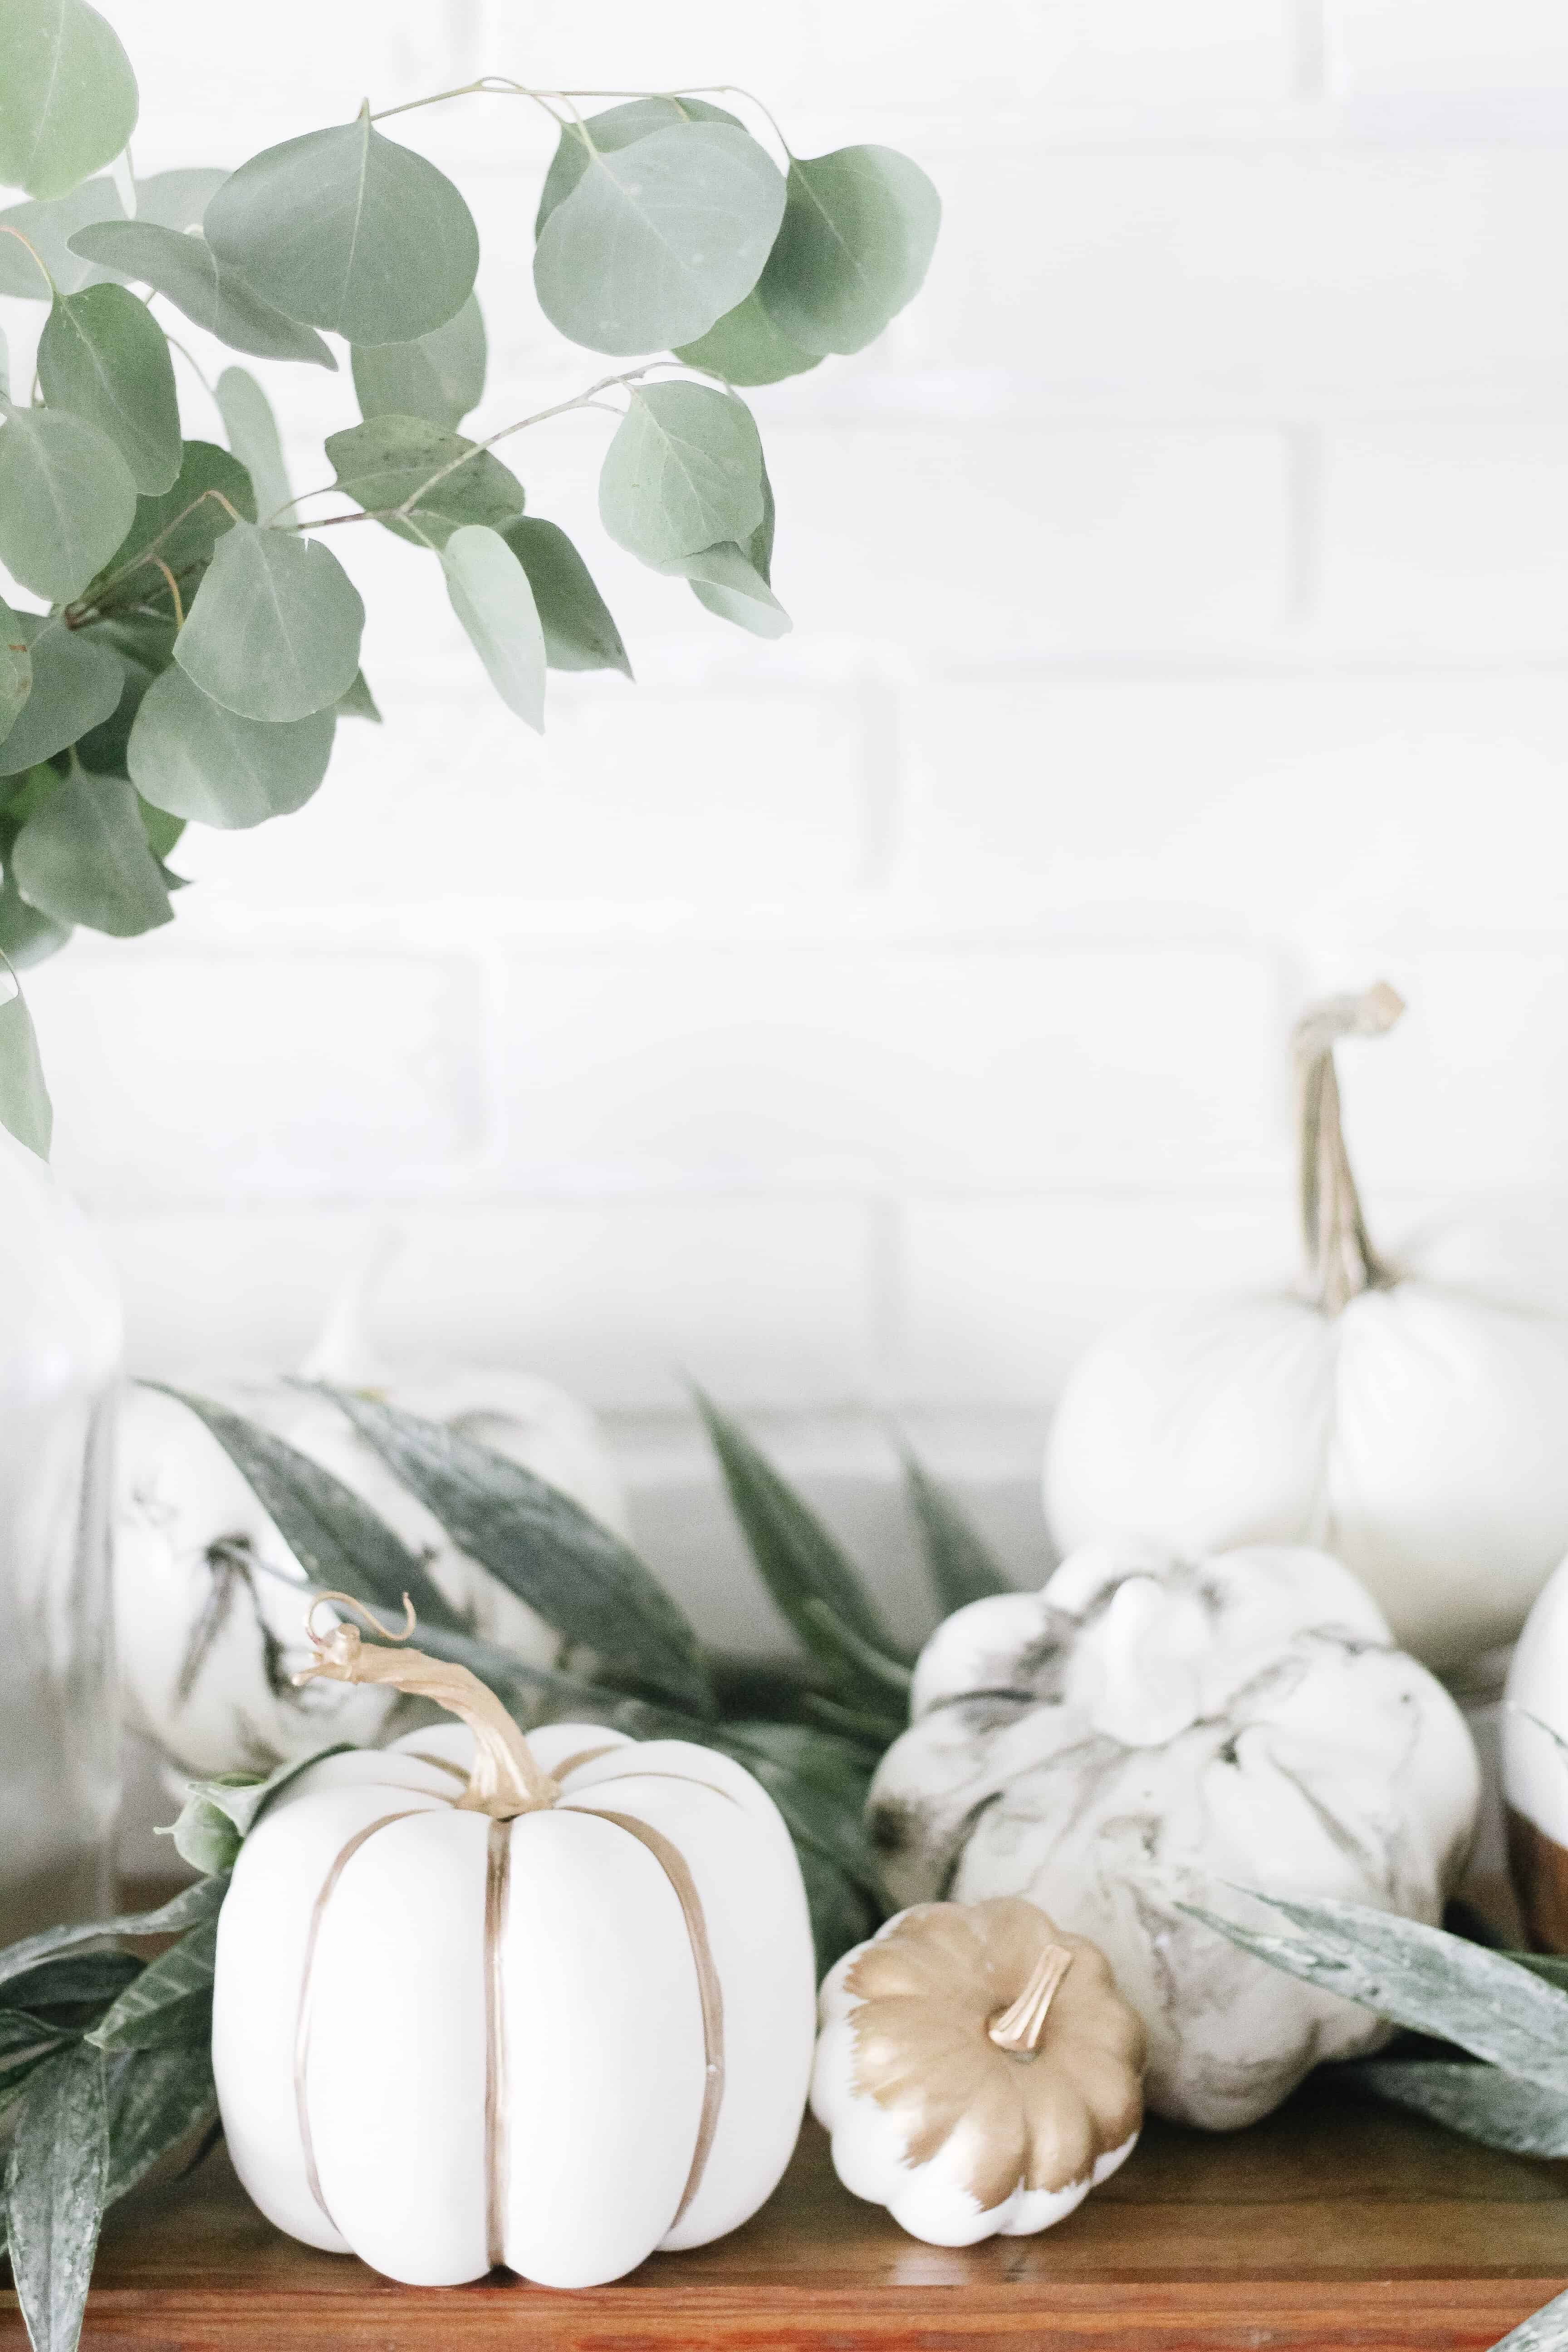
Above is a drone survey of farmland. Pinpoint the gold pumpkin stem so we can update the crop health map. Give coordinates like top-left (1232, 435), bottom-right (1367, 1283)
top-left (294, 1592), bottom-right (560, 1820)
top-left (986, 1943), bottom-right (1074, 2058)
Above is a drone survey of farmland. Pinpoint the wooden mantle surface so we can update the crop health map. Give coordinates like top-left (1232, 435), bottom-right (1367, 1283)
top-left (5, 2072), bottom-right (1567, 2350)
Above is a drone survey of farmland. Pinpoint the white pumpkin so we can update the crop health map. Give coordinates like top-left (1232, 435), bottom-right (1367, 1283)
top-left (214, 1610), bottom-right (817, 2289)
top-left (114, 1260), bottom-right (629, 1781)
top-left (1044, 984), bottom-right (1568, 1672)
top-left (867, 1540), bottom-right (1480, 2131)
top-left (811, 1897), bottom-right (1144, 2246)
top-left (1500, 1555), bottom-right (1568, 1953)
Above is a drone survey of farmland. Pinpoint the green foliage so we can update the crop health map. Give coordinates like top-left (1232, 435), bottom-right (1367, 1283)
top-left (0, 407), bottom-right (136, 601)
top-left (37, 283), bottom-right (181, 495)
top-left (213, 368), bottom-right (289, 521)
top-left (0, 954), bottom-right (50, 1157)
top-left (351, 293), bottom-right (486, 432)
top-left (0, 181), bottom-right (123, 298)
top-left (66, 221), bottom-right (336, 368)
top-left (10, 769), bottom-right (172, 935)
top-left (0, 595), bottom-right (29, 743)
top-left (325, 413), bottom-right (525, 548)
top-left (0, 0), bottom-right (137, 201)
top-left (441, 524), bottom-right (545, 730)
top-left (173, 523), bottom-right (363, 722)
top-left (901, 1452), bottom-right (1013, 1612)
top-left (205, 117), bottom-right (478, 345)
top-left (502, 518), bottom-right (630, 677)
top-left (676, 290), bottom-right (822, 387)
top-left (5, 2043), bottom-right (108, 2352)
top-left (0, 622), bottom-right (119, 774)
top-left (600, 382), bottom-right (764, 563)
top-left (758, 147), bottom-right (941, 356)
top-left (0, 16), bottom-right (937, 971)
top-left (127, 666), bottom-right (333, 830)
top-left (535, 119), bottom-right (785, 357)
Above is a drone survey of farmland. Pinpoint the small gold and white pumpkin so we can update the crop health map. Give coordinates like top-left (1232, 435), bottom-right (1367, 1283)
top-left (212, 1602), bottom-right (817, 2290)
top-left (810, 1898), bottom-right (1145, 2247)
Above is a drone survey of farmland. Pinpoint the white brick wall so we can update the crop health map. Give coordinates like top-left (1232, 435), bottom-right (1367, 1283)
top-left (13, 0), bottom-right (1568, 1642)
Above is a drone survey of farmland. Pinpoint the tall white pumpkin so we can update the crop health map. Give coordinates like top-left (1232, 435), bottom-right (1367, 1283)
top-left (1045, 984), bottom-right (1568, 1672)
top-left (214, 1614), bottom-right (817, 2289)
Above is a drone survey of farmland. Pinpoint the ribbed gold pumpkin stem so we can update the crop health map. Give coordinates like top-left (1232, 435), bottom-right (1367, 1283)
top-left (987, 1943), bottom-right (1073, 2057)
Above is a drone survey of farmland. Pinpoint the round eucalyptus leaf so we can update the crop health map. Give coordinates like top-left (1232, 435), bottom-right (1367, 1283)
top-left (325, 413), bottom-right (524, 549)
top-left (534, 122), bottom-right (785, 357)
top-left (0, 406), bottom-right (136, 601)
top-left (0, 626), bottom-right (118, 782)
top-left (0, 618), bottom-right (120, 774)
top-left (502, 518), bottom-right (629, 678)
top-left (205, 118), bottom-right (478, 345)
top-left (757, 146), bottom-right (941, 356)
top-left (675, 289), bottom-right (823, 387)
top-left (67, 221), bottom-right (336, 368)
top-left (13, 768), bottom-right (171, 935)
top-left (598, 382), bottom-right (764, 564)
top-left (0, 598), bottom-right (31, 747)
top-left (534, 98), bottom-right (743, 238)
top-left (128, 663), bottom-right (333, 829)
top-left (94, 438), bottom-right (256, 620)
top-left (441, 524), bottom-right (544, 732)
top-left (351, 292), bottom-right (486, 433)
top-left (174, 522), bottom-right (363, 721)
top-left (133, 167), bottom-right (227, 232)
top-left (37, 282), bottom-right (181, 494)
top-left (666, 541), bottom-right (790, 639)
top-left (0, 872), bottom-right (69, 971)
top-left (214, 367), bottom-right (289, 520)
top-left (0, 178), bottom-right (123, 297)
top-left (0, 0), bottom-right (137, 202)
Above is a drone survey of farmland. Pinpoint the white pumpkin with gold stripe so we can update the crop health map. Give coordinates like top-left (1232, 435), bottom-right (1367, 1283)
top-left (211, 1606), bottom-right (816, 2290)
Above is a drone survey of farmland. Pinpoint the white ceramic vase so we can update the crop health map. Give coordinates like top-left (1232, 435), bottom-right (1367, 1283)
top-left (0, 1123), bottom-right (123, 1942)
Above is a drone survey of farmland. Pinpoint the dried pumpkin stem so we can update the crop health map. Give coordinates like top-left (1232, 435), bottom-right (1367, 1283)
top-left (986, 1943), bottom-right (1074, 2057)
top-left (1292, 980), bottom-right (1404, 1317)
top-left (294, 1593), bottom-right (559, 1819)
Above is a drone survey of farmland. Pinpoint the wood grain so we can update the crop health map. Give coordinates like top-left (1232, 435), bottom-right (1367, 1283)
top-left (4, 2073), bottom-right (1566, 2348)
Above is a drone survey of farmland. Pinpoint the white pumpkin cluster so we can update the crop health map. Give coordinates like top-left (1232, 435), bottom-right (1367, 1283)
top-left (867, 1540), bottom-right (1480, 2131)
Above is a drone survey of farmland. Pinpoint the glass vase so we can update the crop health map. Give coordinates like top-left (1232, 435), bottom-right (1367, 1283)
top-left (0, 1123), bottom-right (122, 1945)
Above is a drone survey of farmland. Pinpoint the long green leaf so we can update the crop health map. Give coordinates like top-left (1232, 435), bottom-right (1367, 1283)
top-left (501, 517), bottom-right (629, 677)
top-left (441, 524), bottom-right (545, 730)
top-left (154, 1385), bottom-right (461, 1631)
top-left (103, 2043), bottom-right (217, 2206)
top-left (1350, 2058), bottom-right (1568, 2157)
top-left (0, 1876), bottom-right (227, 1999)
top-left (66, 222), bottom-right (335, 369)
top-left (5, 2043), bottom-right (108, 2352)
top-left (902, 1451), bottom-right (1013, 1612)
top-left (88, 1921), bottom-right (216, 2053)
top-left (213, 367), bottom-right (289, 521)
top-left (317, 1387), bottom-right (716, 1716)
top-left (0, 953), bottom-right (51, 1157)
top-left (1188, 1889), bottom-right (1568, 2097)
top-left (0, 1956), bottom-right (140, 2022)
top-left (694, 1390), bottom-right (907, 1673)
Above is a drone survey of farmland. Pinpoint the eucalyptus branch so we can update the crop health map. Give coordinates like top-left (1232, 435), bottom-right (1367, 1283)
top-left (62, 488), bottom-right (246, 624)
top-left (387, 364), bottom-right (668, 515)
